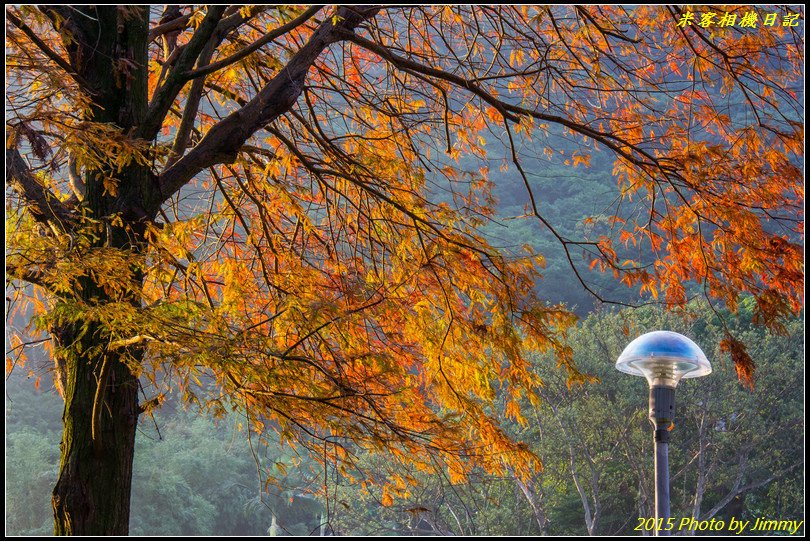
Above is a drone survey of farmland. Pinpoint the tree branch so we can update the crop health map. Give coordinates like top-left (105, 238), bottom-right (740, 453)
top-left (91, 351), bottom-right (112, 457)
top-left (701, 459), bottom-right (802, 521)
top-left (164, 36), bottom-right (220, 169)
top-left (39, 6), bottom-right (96, 54)
top-left (147, 13), bottom-right (192, 43)
top-left (165, 7), bottom-right (274, 168)
top-left (6, 147), bottom-right (77, 232)
top-left (5, 260), bottom-right (48, 287)
top-left (138, 6), bottom-right (228, 141)
top-left (154, 6), bottom-right (380, 211)
top-left (344, 33), bottom-right (521, 122)
top-left (185, 6), bottom-right (323, 80)
top-left (345, 32), bottom-right (663, 170)
top-left (6, 9), bottom-right (96, 94)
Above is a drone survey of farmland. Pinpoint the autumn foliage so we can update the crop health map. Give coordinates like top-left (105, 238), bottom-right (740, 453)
top-left (4, 5), bottom-right (804, 531)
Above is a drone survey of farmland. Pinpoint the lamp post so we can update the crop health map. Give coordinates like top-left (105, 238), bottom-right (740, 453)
top-left (615, 331), bottom-right (711, 536)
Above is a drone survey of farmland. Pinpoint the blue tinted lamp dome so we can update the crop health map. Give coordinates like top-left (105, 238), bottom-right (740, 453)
top-left (616, 331), bottom-right (711, 388)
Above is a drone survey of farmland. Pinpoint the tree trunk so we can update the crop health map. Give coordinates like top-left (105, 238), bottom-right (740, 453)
top-left (42, 6), bottom-right (152, 535)
top-left (513, 474), bottom-right (548, 533)
top-left (50, 207), bottom-right (148, 536)
top-left (51, 320), bottom-right (140, 535)
top-left (50, 195), bottom-right (150, 535)
top-left (689, 411), bottom-right (708, 536)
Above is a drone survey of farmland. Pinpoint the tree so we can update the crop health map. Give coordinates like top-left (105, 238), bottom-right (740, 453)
top-left (325, 303), bottom-right (804, 536)
top-left (5, 5), bottom-right (803, 535)
top-left (520, 302), bottom-right (804, 536)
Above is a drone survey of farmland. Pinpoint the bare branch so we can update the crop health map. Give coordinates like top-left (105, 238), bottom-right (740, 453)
top-left (147, 12), bottom-right (192, 43)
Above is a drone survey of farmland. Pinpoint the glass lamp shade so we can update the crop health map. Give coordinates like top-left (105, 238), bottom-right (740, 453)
top-left (615, 331), bottom-right (711, 388)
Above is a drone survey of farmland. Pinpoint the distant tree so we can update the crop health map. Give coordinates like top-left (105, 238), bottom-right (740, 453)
top-left (4, 378), bottom-right (62, 537)
top-left (521, 303), bottom-right (805, 536)
top-left (5, 6), bottom-right (803, 534)
top-left (326, 303), bottom-right (804, 536)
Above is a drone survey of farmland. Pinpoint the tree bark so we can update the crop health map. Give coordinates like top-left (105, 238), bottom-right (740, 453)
top-left (41, 6), bottom-right (151, 535)
top-left (49, 170), bottom-right (150, 535)
top-left (51, 319), bottom-right (141, 535)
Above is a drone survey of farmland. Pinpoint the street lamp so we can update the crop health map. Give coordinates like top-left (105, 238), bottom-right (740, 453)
top-left (615, 331), bottom-right (711, 536)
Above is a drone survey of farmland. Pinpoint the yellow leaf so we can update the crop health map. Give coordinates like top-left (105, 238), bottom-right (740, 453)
top-left (381, 487), bottom-right (393, 507)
